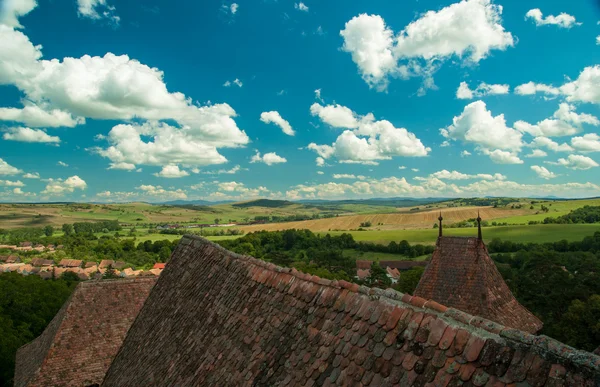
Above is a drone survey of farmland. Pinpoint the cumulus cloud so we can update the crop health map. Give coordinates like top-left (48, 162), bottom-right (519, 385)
top-left (525, 149), bottom-right (548, 158)
top-left (441, 101), bottom-right (523, 162)
top-left (525, 9), bottom-right (581, 28)
top-left (555, 154), bottom-right (599, 170)
top-left (22, 172), bottom-right (39, 179)
top-left (0, 0), bottom-right (37, 28)
top-left (481, 149), bottom-right (523, 164)
top-left (531, 165), bottom-right (557, 179)
top-left (333, 174), bottom-right (366, 180)
top-left (294, 2), bottom-right (308, 12)
top-left (0, 179), bottom-right (24, 187)
top-left (429, 170), bottom-right (506, 180)
top-left (315, 157), bottom-right (325, 167)
top-left (3, 127), bottom-right (60, 143)
top-left (461, 150), bottom-right (471, 157)
top-left (76, 0), bottom-right (119, 25)
top-left (514, 103), bottom-right (598, 137)
top-left (529, 137), bottom-right (573, 153)
top-left (0, 28), bottom-right (249, 170)
top-left (42, 175), bottom-right (87, 195)
top-left (0, 158), bottom-right (22, 175)
top-left (260, 111), bottom-right (295, 136)
top-left (340, 0), bottom-right (514, 91)
top-left (136, 184), bottom-right (187, 199)
top-left (57, 161), bottom-right (68, 167)
top-left (571, 133), bottom-right (600, 152)
top-left (153, 165), bottom-right (190, 178)
top-left (456, 81), bottom-right (509, 99)
top-left (223, 78), bottom-right (242, 87)
top-left (215, 181), bottom-right (269, 198)
top-left (309, 102), bottom-right (430, 164)
top-left (0, 104), bottom-right (83, 127)
top-left (250, 151), bottom-right (287, 166)
top-left (515, 66), bottom-right (600, 105)
top-left (95, 121), bottom-right (241, 170)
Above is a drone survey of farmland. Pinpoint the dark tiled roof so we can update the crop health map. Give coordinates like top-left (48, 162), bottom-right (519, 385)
top-left (30, 258), bottom-right (53, 266)
top-left (356, 260), bottom-right (372, 270)
top-left (14, 278), bottom-right (156, 387)
top-left (102, 235), bottom-right (600, 386)
top-left (414, 236), bottom-right (543, 334)
top-left (58, 259), bottom-right (82, 267)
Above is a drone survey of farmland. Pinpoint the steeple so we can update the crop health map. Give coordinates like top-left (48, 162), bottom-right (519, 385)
top-left (438, 211), bottom-right (443, 238)
top-left (477, 211), bottom-right (482, 240)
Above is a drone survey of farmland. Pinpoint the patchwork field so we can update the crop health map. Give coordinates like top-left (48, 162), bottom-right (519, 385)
top-left (320, 224), bottom-right (600, 245)
top-left (238, 206), bottom-right (531, 232)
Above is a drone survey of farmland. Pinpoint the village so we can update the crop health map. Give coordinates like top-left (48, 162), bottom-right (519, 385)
top-left (0, 242), bottom-right (165, 280)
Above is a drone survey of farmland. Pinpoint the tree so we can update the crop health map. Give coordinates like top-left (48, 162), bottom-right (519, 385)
top-left (366, 262), bottom-right (391, 288)
top-left (395, 266), bottom-right (424, 294)
top-left (214, 218), bottom-right (220, 225)
top-left (556, 295), bottom-right (600, 352)
top-left (43, 225), bottom-right (54, 237)
top-left (102, 264), bottom-right (119, 279)
top-left (62, 223), bottom-right (73, 236)
top-left (159, 246), bottom-right (172, 261)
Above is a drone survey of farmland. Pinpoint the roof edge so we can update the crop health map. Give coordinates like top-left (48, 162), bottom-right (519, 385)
top-left (180, 235), bottom-right (600, 372)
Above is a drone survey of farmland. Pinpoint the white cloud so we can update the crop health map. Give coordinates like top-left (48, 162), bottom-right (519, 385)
top-left (340, 1), bottom-right (514, 91)
top-left (309, 102), bottom-right (430, 164)
top-left (314, 89), bottom-right (323, 102)
top-left (398, 166), bottom-right (406, 169)
top-left (0, 0), bottom-right (37, 29)
top-left (22, 172), bottom-right (39, 179)
top-left (223, 78), bottom-right (242, 87)
top-left (481, 149), bottom-right (523, 164)
top-left (461, 150), bottom-right (471, 157)
top-left (514, 103), bottom-right (598, 137)
top-left (571, 133), bottom-right (600, 152)
top-left (514, 82), bottom-right (561, 96)
top-left (153, 165), bottom-right (190, 178)
top-left (76, 0), bottom-right (119, 25)
top-left (57, 161), bottom-right (68, 167)
top-left (215, 181), bottom-right (269, 198)
top-left (525, 9), bottom-right (580, 28)
top-left (42, 175), bottom-right (87, 195)
top-left (556, 154), bottom-right (599, 170)
top-left (203, 165), bottom-right (242, 175)
top-left (95, 121), bottom-right (241, 170)
top-left (441, 101), bottom-right (523, 152)
top-left (597, 36), bottom-right (600, 45)
top-left (310, 103), bottom-right (359, 128)
top-left (230, 3), bottom-right (238, 14)
top-left (3, 127), bottom-right (60, 143)
top-left (137, 184), bottom-right (187, 199)
top-left (260, 111), bottom-right (295, 136)
top-left (411, 168), bottom-right (419, 172)
top-left (515, 66), bottom-right (600, 105)
top-left (0, 179), bottom-right (24, 187)
top-left (430, 170), bottom-right (506, 181)
top-left (525, 149), bottom-right (548, 158)
top-left (333, 174), bottom-right (366, 180)
top-left (529, 137), bottom-right (573, 152)
top-left (315, 157), bottom-right (325, 167)
top-left (294, 2), bottom-right (308, 12)
top-left (108, 162), bottom-right (136, 170)
top-left (0, 158), bottom-right (22, 175)
top-left (531, 165), bottom-right (557, 179)
top-left (250, 151), bottom-right (287, 166)
top-left (0, 104), bottom-right (83, 127)
top-left (456, 81), bottom-right (509, 99)
top-left (0, 28), bottom-right (250, 171)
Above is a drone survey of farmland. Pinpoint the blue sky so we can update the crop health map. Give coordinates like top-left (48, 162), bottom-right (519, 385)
top-left (0, 0), bottom-right (599, 202)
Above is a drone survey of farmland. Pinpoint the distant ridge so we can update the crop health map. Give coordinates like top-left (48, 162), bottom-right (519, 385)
top-left (232, 199), bottom-right (295, 208)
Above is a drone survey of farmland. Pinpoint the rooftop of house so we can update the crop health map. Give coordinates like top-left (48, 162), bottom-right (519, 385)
top-left (14, 278), bottom-right (156, 387)
top-left (153, 263), bottom-right (166, 270)
top-left (58, 259), bottom-right (82, 268)
top-left (415, 215), bottom-right (543, 334)
top-left (102, 235), bottom-right (600, 386)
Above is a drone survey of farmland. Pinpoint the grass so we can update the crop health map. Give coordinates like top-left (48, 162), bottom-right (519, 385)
top-left (320, 224), bottom-right (600, 245)
top-left (493, 198), bottom-right (600, 224)
top-left (342, 249), bottom-right (429, 262)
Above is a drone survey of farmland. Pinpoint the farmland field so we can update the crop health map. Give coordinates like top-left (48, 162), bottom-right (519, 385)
top-left (320, 224), bottom-right (600, 245)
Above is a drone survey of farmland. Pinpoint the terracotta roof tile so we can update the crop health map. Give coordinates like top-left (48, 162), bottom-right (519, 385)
top-left (14, 278), bottom-right (156, 387)
top-left (414, 236), bottom-right (543, 333)
top-left (101, 235), bottom-right (600, 386)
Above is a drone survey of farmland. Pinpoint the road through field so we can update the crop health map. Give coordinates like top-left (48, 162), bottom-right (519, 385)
top-left (238, 206), bottom-right (531, 232)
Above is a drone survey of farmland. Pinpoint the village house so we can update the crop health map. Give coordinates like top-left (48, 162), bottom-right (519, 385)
top-left (0, 254), bottom-right (21, 263)
top-left (30, 258), bottom-right (54, 267)
top-left (58, 259), bottom-right (83, 268)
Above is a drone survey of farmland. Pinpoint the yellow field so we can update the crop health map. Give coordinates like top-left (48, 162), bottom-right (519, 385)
top-left (238, 206), bottom-right (531, 232)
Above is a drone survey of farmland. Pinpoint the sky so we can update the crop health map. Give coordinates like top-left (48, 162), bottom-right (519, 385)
top-left (0, 0), bottom-right (600, 202)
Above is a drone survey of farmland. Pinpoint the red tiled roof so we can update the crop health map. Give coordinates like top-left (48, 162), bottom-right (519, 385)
top-left (30, 258), bottom-right (53, 267)
top-left (14, 278), bottom-right (156, 387)
top-left (152, 263), bottom-right (166, 270)
top-left (386, 267), bottom-right (401, 279)
top-left (415, 236), bottom-right (543, 334)
top-left (58, 259), bottom-right (82, 268)
top-left (356, 268), bottom-right (370, 280)
top-left (355, 260), bottom-right (372, 270)
top-left (102, 235), bottom-right (600, 386)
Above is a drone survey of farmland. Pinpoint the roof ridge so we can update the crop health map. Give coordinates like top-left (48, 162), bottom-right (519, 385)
top-left (181, 234), bottom-right (600, 373)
